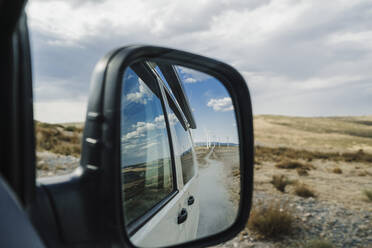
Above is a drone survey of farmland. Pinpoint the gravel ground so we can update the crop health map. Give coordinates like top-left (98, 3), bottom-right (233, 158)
top-left (36, 151), bottom-right (79, 177)
top-left (212, 191), bottom-right (372, 248)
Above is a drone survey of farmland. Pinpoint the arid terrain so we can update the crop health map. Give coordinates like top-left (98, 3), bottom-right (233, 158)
top-left (35, 121), bottom-right (83, 177)
top-left (210, 115), bottom-right (372, 248)
top-left (35, 115), bottom-right (372, 247)
top-left (253, 115), bottom-right (372, 212)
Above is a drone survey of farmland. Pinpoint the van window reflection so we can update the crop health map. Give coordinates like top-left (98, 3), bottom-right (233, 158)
top-left (121, 67), bottom-right (174, 225)
top-left (165, 98), bottom-right (195, 185)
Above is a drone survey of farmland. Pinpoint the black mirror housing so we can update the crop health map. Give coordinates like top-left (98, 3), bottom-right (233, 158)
top-left (81, 45), bottom-right (254, 248)
top-left (33, 45), bottom-right (254, 248)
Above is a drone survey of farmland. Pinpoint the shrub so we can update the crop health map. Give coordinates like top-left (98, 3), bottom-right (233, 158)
top-left (276, 160), bottom-right (303, 169)
top-left (270, 175), bottom-right (292, 192)
top-left (232, 169), bottom-right (240, 177)
top-left (64, 126), bottom-right (76, 132)
top-left (53, 144), bottom-right (81, 156)
top-left (247, 201), bottom-right (294, 238)
top-left (358, 171), bottom-right (367, 176)
top-left (332, 167), bottom-right (342, 174)
top-left (297, 167), bottom-right (309, 176)
top-left (305, 239), bottom-right (333, 248)
top-left (342, 149), bottom-right (372, 163)
top-left (276, 160), bottom-right (314, 170)
top-left (363, 189), bottom-right (372, 202)
top-left (55, 164), bottom-right (66, 171)
top-left (294, 183), bottom-right (316, 198)
top-left (254, 146), bottom-right (372, 164)
top-left (254, 159), bottom-right (262, 165)
top-left (35, 121), bottom-right (82, 157)
top-left (38, 122), bottom-right (63, 129)
top-left (357, 170), bottom-right (371, 177)
top-left (36, 162), bottom-right (49, 171)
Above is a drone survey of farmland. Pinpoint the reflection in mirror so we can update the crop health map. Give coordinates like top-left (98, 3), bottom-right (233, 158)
top-left (120, 61), bottom-right (240, 247)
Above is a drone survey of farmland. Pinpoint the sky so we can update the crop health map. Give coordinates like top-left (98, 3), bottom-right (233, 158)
top-left (175, 66), bottom-right (239, 144)
top-left (27, 0), bottom-right (372, 126)
top-left (121, 67), bottom-right (173, 165)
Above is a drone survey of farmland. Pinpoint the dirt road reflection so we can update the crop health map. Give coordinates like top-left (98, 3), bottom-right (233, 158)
top-left (196, 146), bottom-right (238, 238)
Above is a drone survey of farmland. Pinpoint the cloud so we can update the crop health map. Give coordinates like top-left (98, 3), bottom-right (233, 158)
top-left (125, 78), bottom-right (153, 104)
top-left (154, 113), bottom-right (178, 127)
top-left (122, 121), bottom-right (156, 141)
top-left (122, 114), bottom-right (171, 142)
top-left (177, 66), bottom-right (212, 84)
top-left (154, 115), bottom-right (165, 123)
top-left (184, 78), bottom-right (197, 83)
top-left (167, 113), bottom-right (179, 126)
top-left (327, 31), bottom-right (372, 45)
top-left (27, 0), bottom-right (372, 122)
top-left (141, 142), bottom-right (158, 150)
top-left (133, 122), bottom-right (156, 132)
top-left (120, 113), bottom-right (173, 165)
top-left (207, 97), bottom-right (233, 112)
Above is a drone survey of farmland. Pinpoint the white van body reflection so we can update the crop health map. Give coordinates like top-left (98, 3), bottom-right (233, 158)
top-left (121, 62), bottom-right (200, 247)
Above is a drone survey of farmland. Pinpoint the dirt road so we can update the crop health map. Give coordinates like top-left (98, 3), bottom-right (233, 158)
top-left (196, 146), bottom-right (237, 238)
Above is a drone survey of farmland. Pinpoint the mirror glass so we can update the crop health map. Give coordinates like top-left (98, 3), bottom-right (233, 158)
top-left (120, 60), bottom-right (240, 247)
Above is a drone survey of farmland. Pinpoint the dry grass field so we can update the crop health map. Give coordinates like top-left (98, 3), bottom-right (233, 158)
top-left (211, 115), bottom-right (372, 247)
top-left (253, 115), bottom-right (372, 212)
top-left (35, 121), bottom-right (83, 176)
top-left (35, 116), bottom-right (372, 246)
top-left (254, 115), bottom-right (372, 153)
top-left (35, 116), bottom-right (372, 210)
top-left (35, 121), bottom-right (83, 157)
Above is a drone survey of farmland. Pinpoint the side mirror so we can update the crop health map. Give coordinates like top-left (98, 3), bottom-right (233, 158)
top-left (81, 46), bottom-right (254, 248)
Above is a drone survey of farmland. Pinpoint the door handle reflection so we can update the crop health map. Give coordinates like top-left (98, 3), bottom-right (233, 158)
top-left (187, 196), bottom-right (195, 206)
top-left (177, 208), bottom-right (188, 224)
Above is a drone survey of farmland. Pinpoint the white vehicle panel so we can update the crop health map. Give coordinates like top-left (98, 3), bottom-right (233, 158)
top-left (131, 191), bottom-right (186, 247)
